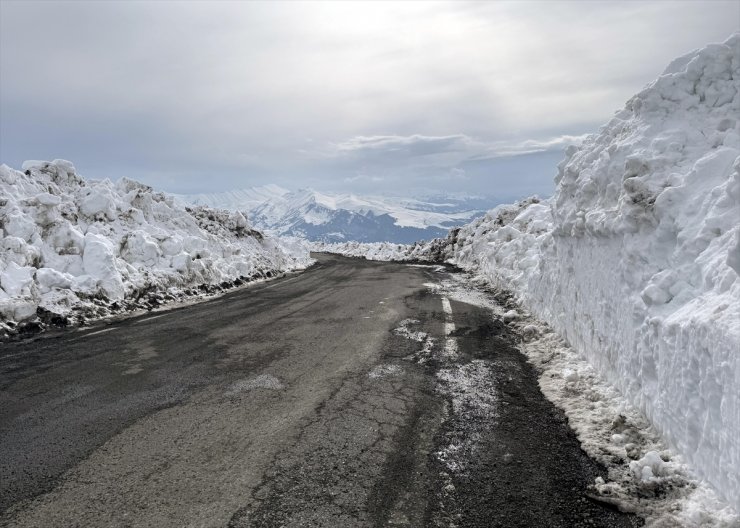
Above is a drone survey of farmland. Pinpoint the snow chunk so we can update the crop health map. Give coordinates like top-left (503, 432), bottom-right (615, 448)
top-left (36, 268), bottom-right (73, 293)
top-left (1, 263), bottom-right (36, 297)
top-left (79, 187), bottom-right (116, 220)
top-left (36, 193), bottom-right (61, 207)
top-left (82, 233), bottom-right (125, 301)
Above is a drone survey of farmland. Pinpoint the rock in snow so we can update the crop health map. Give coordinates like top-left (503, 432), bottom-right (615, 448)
top-left (0, 160), bottom-right (312, 334)
top-left (322, 34), bottom-right (740, 513)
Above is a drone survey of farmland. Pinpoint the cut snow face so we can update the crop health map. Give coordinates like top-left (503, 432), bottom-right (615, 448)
top-left (0, 160), bottom-right (313, 337)
top-left (442, 34), bottom-right (740, 512)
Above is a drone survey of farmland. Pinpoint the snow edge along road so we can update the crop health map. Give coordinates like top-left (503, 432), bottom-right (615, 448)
top-left (433, 274), bottom-right (739, 527)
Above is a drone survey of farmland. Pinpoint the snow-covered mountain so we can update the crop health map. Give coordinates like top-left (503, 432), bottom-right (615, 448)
top-left (180, 188), bottom-right (492, 243)
top-left (180, 184), bottom-right (290, 211)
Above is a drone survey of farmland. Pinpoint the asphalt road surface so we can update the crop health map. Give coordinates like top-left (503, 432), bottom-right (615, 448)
top-left (0, 254), bottom-right (640, 527)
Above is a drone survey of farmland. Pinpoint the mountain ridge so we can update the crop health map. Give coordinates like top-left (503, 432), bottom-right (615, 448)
top-left (178, 187), bottom-right (496, 243)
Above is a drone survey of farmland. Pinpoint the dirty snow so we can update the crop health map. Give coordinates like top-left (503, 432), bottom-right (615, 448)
top-left (393, 307), bottom-right (498, 522)
top-left (311, 240), bottom-right (444, 262)
top-left (392, 318), bottom-right (436, 365)
top-left (368, 364), bottom-right (404, 379)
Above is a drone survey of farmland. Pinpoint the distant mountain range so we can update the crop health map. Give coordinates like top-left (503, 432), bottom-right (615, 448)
top-left (178, 186), bottom-right (499, 243)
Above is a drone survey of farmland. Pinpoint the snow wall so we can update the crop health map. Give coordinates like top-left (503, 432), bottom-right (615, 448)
top-left (445, 34), bottom-right (739, 508)
top-left (0, 160), bottom-right (312, 329)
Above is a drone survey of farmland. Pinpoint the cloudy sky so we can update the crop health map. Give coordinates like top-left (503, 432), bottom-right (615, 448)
top-left (1, 1), bottom-right (738, 199)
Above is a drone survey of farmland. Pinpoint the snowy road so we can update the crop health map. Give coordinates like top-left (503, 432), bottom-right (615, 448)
top-left (0, 254), bottom-right (639, 527)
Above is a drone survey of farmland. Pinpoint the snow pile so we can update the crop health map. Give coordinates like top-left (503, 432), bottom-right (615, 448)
top-left (442, 34), bottom-right (740, 511)
top-left (311, 240), bottom-right (446, 262)
top-left (0, 160), bottom-right (312, 335)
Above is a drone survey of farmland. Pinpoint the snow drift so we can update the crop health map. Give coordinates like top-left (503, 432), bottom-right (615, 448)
top-left (444, 34), bottom-right (740, 509)
top-left (318, 34), bottom-right (740, 510)
top-left (0, 160), bottom-right (312, 335)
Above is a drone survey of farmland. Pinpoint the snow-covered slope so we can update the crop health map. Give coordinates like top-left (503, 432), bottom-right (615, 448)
top-left (318, 34), bottom-right (740, 516)
top-left (0, 160), bottom-right (312, 336)
top-left (179, 184), bottom-right (290, 211)
top-left (181, 187), bottom-right (487, 243)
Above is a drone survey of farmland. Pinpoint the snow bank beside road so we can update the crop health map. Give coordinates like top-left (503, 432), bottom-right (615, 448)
top-left (0, 160), bottom-right (312, 336)
top-left (446, 34), bottom-right (740, 511)
top-left (311, 241), bottom-right (425, 261)
top-left (436, 275), bottom-right (739, 527)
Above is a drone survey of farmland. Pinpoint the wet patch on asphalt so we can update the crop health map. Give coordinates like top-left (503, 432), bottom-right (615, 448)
top-left (423, 296), bottom-right (641, 528)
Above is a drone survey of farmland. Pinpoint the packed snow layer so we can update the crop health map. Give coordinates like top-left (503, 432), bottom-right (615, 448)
top-left (443, 34), bottom-right (740, 510)
top-left (0, 160), bottom-right (312, 333)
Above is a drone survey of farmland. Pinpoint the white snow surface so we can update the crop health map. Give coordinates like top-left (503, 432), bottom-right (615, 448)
top-left (312, 241), bottom-right (418, 260)
top-left (0, 160), bottom-right (312, 331)
top-left (311, 240), bottom-right (442, 262)
top-left (319, 34), bottom-right (740, 515)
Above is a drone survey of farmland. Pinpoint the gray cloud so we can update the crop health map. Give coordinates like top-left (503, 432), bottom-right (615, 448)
top-left (336, 135), bottom-right (472, 156)
top-left (1, 1), bottom-right (738, 197)
top-left (482, 135), bottom-right (591, 158)
top-left (326, 132), bottom-right (588, 166)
